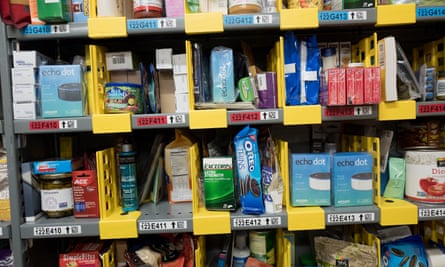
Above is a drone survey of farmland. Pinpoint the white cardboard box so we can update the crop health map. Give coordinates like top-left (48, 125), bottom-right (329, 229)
top-left (13, 50), bottom-right (52, 68)
top-left (13, 102), bottom-right (39, 120)
top-left (175, 93), bottom-right (189, 113)
top-left (11, 68), bottom-right (38, 85)
top-left (105, 51), bottom-right (134, 71)
top-left (173, 73), bottom-right (188, 94)
top-left (13, 84), bottom-right (38, 102)
top-left (173, 54), bottom-right (187, 74)
top-left (156, 48), bottom-right (173, 70)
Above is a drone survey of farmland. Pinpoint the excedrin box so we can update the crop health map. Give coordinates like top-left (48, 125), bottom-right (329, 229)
top-left (333, 152), bottom-right (373, 207)
top-left (290, 153), bottom-right (331, 206)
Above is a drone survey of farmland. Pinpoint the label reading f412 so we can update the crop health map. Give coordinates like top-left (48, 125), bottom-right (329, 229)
top-left (33, 225), bottom-right (82, 236)
top-left (233, 217), bottom-right (281, 228)
top-left (327, 213), bottom-right (375, 224)
top-left (139, 220), bottom-right (187, 231)
top-left (419, 208), bottom-right (445, 218)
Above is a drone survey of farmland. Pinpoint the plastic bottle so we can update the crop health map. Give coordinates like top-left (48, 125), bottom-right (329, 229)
top-left (119, 143), bottom-right (139, 212)
top-left (133, 0), bottom-right (163, 18)
top-left (232, 231), bottom-right (250, 267)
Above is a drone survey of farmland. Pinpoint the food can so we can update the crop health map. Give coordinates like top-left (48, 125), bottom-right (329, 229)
top-left (104, 82), bottom-right (143, 114)
top-left (397, 120), bottom-right (442, 150)
top-left (405, 150), bottom-right (445, 203)
top-left (249, 230), bottom-right (275, 265)
top-left (40, 172), bottom-right (74, 218)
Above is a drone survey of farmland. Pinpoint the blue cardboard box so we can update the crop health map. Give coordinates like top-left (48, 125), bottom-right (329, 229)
top-left (39, 65), bottom-right (87, 118)
top-left (333, 152), bottom-right (373, 207)
top-left (290, 153), bottom-right (331, 206)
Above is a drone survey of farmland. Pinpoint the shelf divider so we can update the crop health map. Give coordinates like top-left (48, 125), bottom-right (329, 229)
top-left (376, 3), bottom-right (416, 26)
top-left (184, 12), bottom-right (224, 34)
top-left (280, 8), bottom-right (319, 30)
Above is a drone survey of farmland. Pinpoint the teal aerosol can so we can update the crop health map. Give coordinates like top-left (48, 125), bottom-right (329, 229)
top-left (119, 143), bottom-right (138, 212)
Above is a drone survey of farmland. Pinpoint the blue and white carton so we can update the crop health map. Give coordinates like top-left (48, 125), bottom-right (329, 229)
top-left (333, 152), bottom-right (373, 207)
top-left (39, 65), bottom-right (87, 118)
top-left (290, 153), bottom-right (331, 206)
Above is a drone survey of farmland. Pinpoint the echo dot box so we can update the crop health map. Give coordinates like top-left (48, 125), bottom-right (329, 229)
top-left (39, 65), bottom-right (87, 118)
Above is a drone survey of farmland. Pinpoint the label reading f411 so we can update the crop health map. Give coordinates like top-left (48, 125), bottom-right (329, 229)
top-left (33, 225), bottom-right (82, 236)
top-left (139, 220), bottom-right (187, 231)
top-left (233, 217), bottom-right (281, 228)
top-left (136, 116), bottom-right (168, 126)
top-left (327, 213), bottom-right (375, 224)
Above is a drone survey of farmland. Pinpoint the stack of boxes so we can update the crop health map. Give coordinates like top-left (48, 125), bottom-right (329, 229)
top-left (12, 50), bottom-right (51, 119)
top-left (157, 48), bottom-right (189, 113)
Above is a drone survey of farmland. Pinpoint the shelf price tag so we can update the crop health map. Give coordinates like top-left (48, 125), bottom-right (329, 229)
top-left (22, 24), bottom-right (70, 35)
top-left (419, 208), bottom-right (445, 218)
top-left (128, 18), bottom-right (177, 30)
top-left (136, 115), bottom-right (168, 126)
top-left (319, 11), bottom-right (367, 21)
top-left (417, 103), bottom-right (445, 114)
top-left (167, 114), bottom-right (186, 124)
top-left (233, 217), bottom-right (281, 228)
top-left (327, 212), bottom-right (375, 224)
top-left (29, 120), bottom-right (60, 130)
top-left (139, 220), bottom-right (187, 231)
top-left (59, 120), bottom-right (78, 129)
top-left (324, 106), bottom-right (372, 117)
top-left (224, 15), bottom-right (272, 25)
top-left (417, 6), bottom-right (445, 18)
top-left (230, 112), bottom-right (261, 122)
top-left (33, 225), bottom-right (82, 236)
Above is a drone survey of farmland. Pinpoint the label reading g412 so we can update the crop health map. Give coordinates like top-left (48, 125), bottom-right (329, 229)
top-left (33, 225), bottom-right (82, 236)
top-left (233, 217), bottom-right (281, 228)
top-left (327, 213), bottom-right (375, 224)
top-left (224, 15), bottom-right (254, 25)
top-left (417, 7), bottom-right (445, 18)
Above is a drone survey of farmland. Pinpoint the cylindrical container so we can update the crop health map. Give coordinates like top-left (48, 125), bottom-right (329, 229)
top-left (97, 0), bottom-right (124, 16)
top-left (321, 47), bottom-right (337, 71)
top-left (436, 71), bottom-right (445, 100)
top-left (397, 120), bottom-right (441, 150)
top-left (104, 82), bottom-right (144, 114)
top-left (119, 144), bottom-right (139, 212)
top-left (405, 150), bottom-right (445, 203)
top-left (133, 0), bottom-right (163, 18)
top-left (232, 231), bottom-right (250, 267)
top-left (228, 0), bottom-right (263, 14)
top-left (309, 172), bottom-right (331, 190)
top-left (249, 230), bottom-right (276, 265)
top-left (351, 172), bottom-right (372, 191)
top-left (40, 173), bottom-right (74, 218)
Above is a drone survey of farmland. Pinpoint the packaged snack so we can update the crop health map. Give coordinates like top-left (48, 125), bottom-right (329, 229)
top-left (381, 235), bottom-right (428, 267)
top-left (234, 125), bottom-right (264, 215)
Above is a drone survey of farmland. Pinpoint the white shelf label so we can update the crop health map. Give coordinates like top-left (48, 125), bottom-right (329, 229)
top-left (33, 225), bottom-right (81, 236)
top-left (327, 212), bottom-right (375, 224)
top-left (0, 227), bottom-right (3, 236)
top-left (139, 220), bottom-right (187, 231)
top-left (167, 114), bottom-right (186, 125)
top-left (50, 24), bottom-right (70, 34)
top-left (348, 11), bottom-right (367, 20)
top-left (419, 208), bottom-right (445, 218)
top-left (59, 120), bottom-right (78, 129)
top-left (260, 111), bottom-right (279, 121)
top-left (253, 15), bottom-right (273, 24)
top-left (233, 217), bottom-right (281, 228)
top-left (354, 106), bottom-right (372, 116)
top-left (158, 18), bottom-right (177, 28)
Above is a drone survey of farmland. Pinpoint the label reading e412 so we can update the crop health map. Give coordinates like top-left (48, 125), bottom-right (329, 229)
top-left (233, 217), bottom-right (281, 228)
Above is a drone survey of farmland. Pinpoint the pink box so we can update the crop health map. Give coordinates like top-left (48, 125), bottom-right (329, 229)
top-left (364, 67), bottom-right (373, 104)
top-left (337, 68), bottom-right (346, 105)
top-left (346, 67), bottom-right (364, 105)
top-left (372, 67), bottom-right (381, 104)
top-left (165, 0), bottom-right (184, 17)
top-left (327, 68), bottom-right (338, 106)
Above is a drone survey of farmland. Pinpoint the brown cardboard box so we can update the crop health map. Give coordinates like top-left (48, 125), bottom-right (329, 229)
top-left (110, 70), bottom-right (141, 84)
top-left (159, 70), bottom-right (176, 113)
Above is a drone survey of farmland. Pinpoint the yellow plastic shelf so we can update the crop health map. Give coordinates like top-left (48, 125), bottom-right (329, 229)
top-left (378, 100), bottom-right (416, 121)
top-left (185, 12), bottom-right (224, 34)
top-left (378, 197), bottom-right (418, 226)
top-left (195, 236), bottom-right (206, 267)
top-left (99, 210), bottom-right (141, 239)
top-left (88, 17), bottom-right (128, 39)
top-left (283, 105), bottom-right (322, 125)
top-left (189, 109), bottom-right (227, 129)
top-left (193, 207), bottom-right (231, 235)
top-left (92, 113), bottom-right (132, 134)
top-left (376, 4), bottom-right (416, 26)
top-left (287, 206), bottom-right (325, 230)
top-left (280, 8), bottom-right (319, 30)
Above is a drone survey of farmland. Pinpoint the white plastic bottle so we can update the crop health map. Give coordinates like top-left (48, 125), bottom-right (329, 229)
top-left (232, 231), bottom-right (250, 267)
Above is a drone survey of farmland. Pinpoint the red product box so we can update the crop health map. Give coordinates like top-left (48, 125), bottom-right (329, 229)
top-left (72, 170), bottom-right (99, 218)
top-left (363, 67), bottom-right (374, 104)
top-left (372, 66), bottom-right (382, 104)
top-left (346, 67), bottom-right (364, 105)
top-left (337, 68), bottom-right (346, 105)
top-left (327, 68), bottom-right (339, 106)
top-left (59, 241), bottom-right (104, 267)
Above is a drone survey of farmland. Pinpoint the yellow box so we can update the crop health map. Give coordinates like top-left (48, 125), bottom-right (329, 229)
top-left (283, 105), bottom-right (322, 125)
top-left (88, 17), bottom-right (128, 39)
top-left (92, 113), bottom-right (132, 134)
top-left (378, 197), bottom-right (418, 226)
top-left (184, 12), bottom-right (224, 34)
top-left (280, 8), bottom-right (319, 30)
top-left (376, 4), bottom-right (416, 26)
top-left (189, 109), bottom-right (227, 129)
top-left (378, 100), bottom-right (416, 121)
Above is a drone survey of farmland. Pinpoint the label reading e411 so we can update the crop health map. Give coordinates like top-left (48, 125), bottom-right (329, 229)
top-left (419, 208), bottom-right (445, 218)
top-left (139, 220), bottom-right (187, 231)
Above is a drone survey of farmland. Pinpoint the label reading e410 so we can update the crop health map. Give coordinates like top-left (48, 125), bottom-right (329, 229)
top-left (33, 225), bottom-right (82, 236)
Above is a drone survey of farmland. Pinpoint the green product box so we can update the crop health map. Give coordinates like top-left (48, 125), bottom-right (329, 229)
top-left (37, 0), bottom-right (72, 23)
top-left (203, 157), bottom-right (237, 211)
